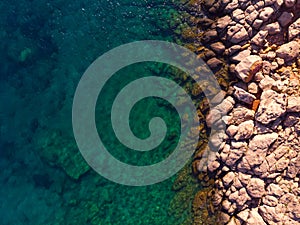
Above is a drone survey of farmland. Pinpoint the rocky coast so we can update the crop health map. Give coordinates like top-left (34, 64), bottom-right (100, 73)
top-left (182, 0), bottom-right (300, 224)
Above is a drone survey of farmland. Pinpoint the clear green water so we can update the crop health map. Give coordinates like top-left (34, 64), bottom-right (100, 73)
top-left (0, 0), bottom-right (192, 224)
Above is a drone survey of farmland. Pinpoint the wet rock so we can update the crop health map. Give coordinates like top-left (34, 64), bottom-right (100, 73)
top-left (255, 90), bottom-right (286, 124)
top-left (235, 55), bottom-right (263, 83)
top-left (210, 42), bottom-right (226, 54)
top-left (207, 57), bottom-right (223, 70)
top-left (276, 41), bottom-right (300, 63)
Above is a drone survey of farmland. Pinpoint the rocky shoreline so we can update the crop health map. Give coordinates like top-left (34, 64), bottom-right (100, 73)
top-left (183, 0), bottom-right (300, 224)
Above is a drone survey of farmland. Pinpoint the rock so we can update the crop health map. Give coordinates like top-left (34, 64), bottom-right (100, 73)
top-left (248, 82), bottom-right (258, 94)
top-left (234, 120), bottom-right (254, 140)
top-left (259, 7), bottom-right (274, 22)
top-left (284, 0), bottom-right (296, 7)
top-left (255, 90), bottom-right (286, 124)
top-left (259, 76), bottom-right (275, 90)
top-left (249, 133), bottom-right (278, 151)
top-left (245, 5), bottom-right (259, 24)
top-left (253, 19), bottom-right (264, 29)
top-left (235, 55), bottom-right (263, 83)
top-left (248, 209), bottom-right (267, 225)
top-left (210, 42), bottom-right (226, 54)
top-left (246, 178), bottom-right (265, 198)
top-left (266, 183), bottom-right (284, 197)
top-left (289, 18), bottom-right (300, 41)
top-left (251, 30), bottom-right (268, 46)
top-left (259, 205), bottom-right (281, 223)
top-left (227, 24), bottom-right (249, 44)
top-left (216, 96), bottom-right (235, 114)
top-left (264, 22), bottom-right (282, 35)
top-left (262, 195), bottom-right (278, 207)
top-left (287, 96), bottom-right (300, 112)
top-left (231, 50), bottom-right (251, 63)
top-left (276, 41), bottom-right (300, 63)
top-left (233, 86), bottom-right (256, 104)
top-left (237, 210), bottom-right (249, 222)
top-left (228, 106), bottom-right (255, 125)
top-left (232, 9), bottom-right (245, 23)
top-left (226, 125), bottom-right (238, 137)
top-left (217, 15), bottom-right (232, 31)
top-left (278, 12), bottom-right (293, 27)
top-left (223, 171), bottom-right (235, 187)
top-left (207, 57), bottom-right (223, 70)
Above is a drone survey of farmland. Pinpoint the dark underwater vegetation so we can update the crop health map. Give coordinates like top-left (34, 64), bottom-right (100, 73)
top-left (0, 0), bottom-right (196, 224)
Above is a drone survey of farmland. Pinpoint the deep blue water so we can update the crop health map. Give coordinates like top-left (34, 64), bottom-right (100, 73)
top-left (0, 0), bottom-right (190, 224)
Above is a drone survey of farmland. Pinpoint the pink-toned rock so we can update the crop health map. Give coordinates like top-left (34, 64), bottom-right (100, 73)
top-left (262, 195), bottom-right (278, 207)
top-left (251, 30), bottom-right (268, 46)
top-left (278, 12), bottom-right (294, 27)
top-left (276, 41), bottom-right (300, 62)
top-left (227, 24), bottom-right (249, 44)
top-left (234, 120), bottom-right (254, 140)
top-left (289, 18), bottom-right (300, 41)
top-left (233, 86), bottom-right (256, 104)
top-left (247, 209), bottom-right (267, 225)
top-left (228, 106), bottom-right (255, 125)
top-left (259, 7), bottom-right (274, 21)
top-left (235, 55), bottom-right (263, 83)
top-left (287, 96), bottom-right (300, 112)
top-left (284, 0), bottom-right (296, 7)
top-left (267, 183), bottom-right (284, 197)
top-left (264, 22), bottom-right (282, 35)
top-left (249, 133), bottom-right (278, 151)
top-left (255, 90), bottom-right (286, 124)
top-left (247, 178), bottom-right (265, 198)
top-left (259, 205), bottom-right (281, 223)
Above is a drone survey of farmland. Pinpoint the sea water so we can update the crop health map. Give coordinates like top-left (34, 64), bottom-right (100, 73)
top-left (0, 0), bottom-right (191, 224)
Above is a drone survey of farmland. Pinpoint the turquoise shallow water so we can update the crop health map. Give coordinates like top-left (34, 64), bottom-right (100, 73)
top-left (0, 0), bottom-right (193, 224)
